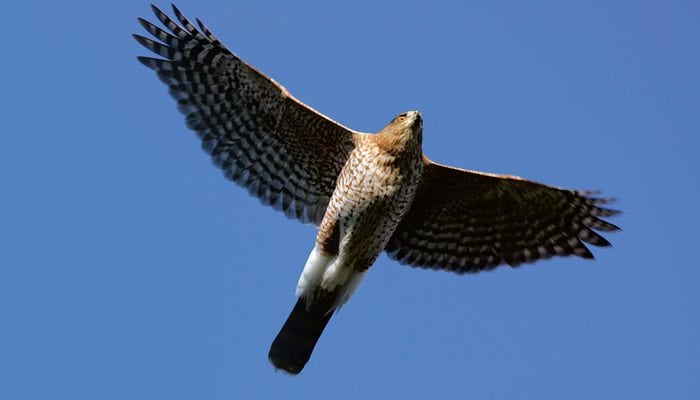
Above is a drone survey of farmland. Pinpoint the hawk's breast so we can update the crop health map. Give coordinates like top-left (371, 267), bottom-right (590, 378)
top-left (326, 137), bottom-right (423, 270)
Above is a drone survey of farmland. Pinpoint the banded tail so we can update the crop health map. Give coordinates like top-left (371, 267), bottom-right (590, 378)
top-left (268, 298), bottom-right (334, 374)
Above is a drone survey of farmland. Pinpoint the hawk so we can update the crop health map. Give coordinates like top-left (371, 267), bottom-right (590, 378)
top-left (134, 5), bottom-right (620, 375)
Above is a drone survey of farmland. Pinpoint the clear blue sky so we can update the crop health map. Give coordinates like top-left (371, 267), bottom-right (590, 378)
top-left (3, 1), bottom-right (699, 399)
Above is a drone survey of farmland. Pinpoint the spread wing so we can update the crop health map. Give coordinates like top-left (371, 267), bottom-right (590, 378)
top-left (134, 5), bottom-right (359, 225)
top-left (386, 158), bottom-right (621, 274)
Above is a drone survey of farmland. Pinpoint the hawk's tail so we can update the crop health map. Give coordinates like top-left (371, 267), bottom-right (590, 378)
top-left (268, 298), bottom-right (333, 375)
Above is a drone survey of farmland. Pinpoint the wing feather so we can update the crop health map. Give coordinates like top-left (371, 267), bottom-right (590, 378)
top-left (386, 159), bottom-right (621, 273)
top-left (135, 5), bottom-right (360, 225)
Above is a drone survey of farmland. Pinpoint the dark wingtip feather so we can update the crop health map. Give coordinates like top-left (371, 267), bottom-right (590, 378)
top-left (581, 229), bottom-right (612, 247)
top-left (136, 56), bottom-right (171, 72)
top-left (196, 17), bottom-right (222, 45)
top-left (609, 208), bottom-right (623, 218)
top-left (596, 207), bottom-right (623, 218)
top-left (133, 34), bottom-right (175, 59)
top-left (151, 4), bottom-right (172, 26)
top-left (137, 17), bottom-right (151, 31)
top-left (132, 33), bottom-right (150, 47)
top-left (598, 218), bottom-right (622, 232)
top-left (136, 55), bottom-right (155, 69)
top-left (151, 4), bottom-right (165, 16)
top-left (171, 4), bottom-right (189, 27)
top-left (575, 244), bottom-right (595, 259)
top-left (594, 197), bottom-right (617, 205)
top-left (195, 17), bottom-right (207, 33)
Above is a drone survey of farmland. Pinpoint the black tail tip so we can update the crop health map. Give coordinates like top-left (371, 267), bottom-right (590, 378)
top-left (268, 351), bottom-right (304, 375)
top-left (267, 298), bottom-right (334, 375)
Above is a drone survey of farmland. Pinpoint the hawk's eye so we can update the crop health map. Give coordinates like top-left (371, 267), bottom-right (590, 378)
top-left (397, 115), bottom-right (406, 122)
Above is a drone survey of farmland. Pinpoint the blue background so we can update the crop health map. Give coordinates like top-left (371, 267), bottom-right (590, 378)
top-left (3, 1), bottom-right (698, 398)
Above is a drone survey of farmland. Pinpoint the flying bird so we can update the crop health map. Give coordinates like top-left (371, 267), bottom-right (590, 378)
top-left (134, 4), bottom-right (620, 375)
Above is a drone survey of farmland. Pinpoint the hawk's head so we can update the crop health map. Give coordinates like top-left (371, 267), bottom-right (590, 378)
top-left (376, 110), bottom-right (423, 153)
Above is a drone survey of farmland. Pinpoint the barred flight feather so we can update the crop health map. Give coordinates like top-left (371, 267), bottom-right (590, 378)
top-left (135, 4), bottom-right (359, 225)
top-left (385, 160), bottom-right (621, 274)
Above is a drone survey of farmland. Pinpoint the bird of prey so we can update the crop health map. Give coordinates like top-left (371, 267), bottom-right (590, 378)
top-left (134, 4), bottom-right (620, 375)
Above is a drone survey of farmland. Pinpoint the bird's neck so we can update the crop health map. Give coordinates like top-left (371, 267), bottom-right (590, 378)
top-left (373, 132), bottom-right (421, 158)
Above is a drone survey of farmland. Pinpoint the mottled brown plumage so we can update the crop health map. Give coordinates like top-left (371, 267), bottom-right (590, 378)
top-left (386, 160), bottom-right (620, 273)
top-left (317, 114), bottom-right (424, 268)
top-left (135, 5), bottom-right (620, 375)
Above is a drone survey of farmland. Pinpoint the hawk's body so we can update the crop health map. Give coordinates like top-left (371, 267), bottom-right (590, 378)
top-left (135, 5), bottom-right (621, 375)
top-left (272, 122), bottom-right (424, 372)
top-left (303, 126), bottom-right (424, 295)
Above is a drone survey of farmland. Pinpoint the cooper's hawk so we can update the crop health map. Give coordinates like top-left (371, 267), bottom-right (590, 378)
top-left (134, 5), bottom-right (620, 375)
